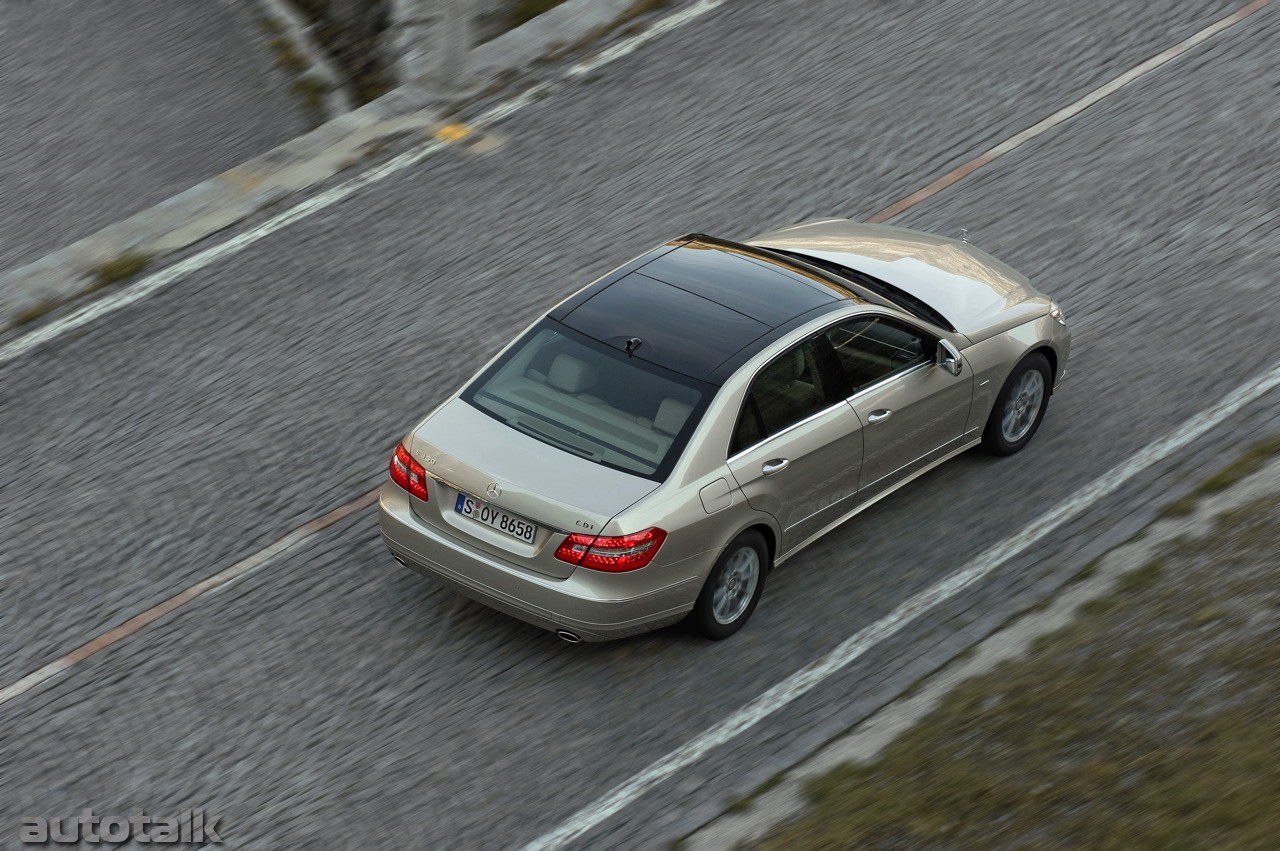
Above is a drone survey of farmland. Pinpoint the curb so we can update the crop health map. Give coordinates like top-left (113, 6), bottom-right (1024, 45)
top-left (682, 450), bottom-right (1280, 849)
top-left (470, 0), bottom-right (644, 81)
top-left (0, 0), bottom-right (664, 333)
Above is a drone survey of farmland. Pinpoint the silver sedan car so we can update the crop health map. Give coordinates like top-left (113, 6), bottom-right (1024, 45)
top-left (379, 219), bottom-right (1070, 642)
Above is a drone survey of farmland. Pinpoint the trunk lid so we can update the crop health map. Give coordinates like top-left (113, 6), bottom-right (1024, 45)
top-left (408, 399), bottom-right (660, 579)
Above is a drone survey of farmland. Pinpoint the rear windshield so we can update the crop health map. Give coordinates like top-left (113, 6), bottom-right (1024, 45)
top-left (461, 320), bottom-right (710, 480)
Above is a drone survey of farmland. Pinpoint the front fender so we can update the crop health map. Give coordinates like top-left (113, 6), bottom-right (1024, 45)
top-left (961, 314), bottom-right (1062, 435)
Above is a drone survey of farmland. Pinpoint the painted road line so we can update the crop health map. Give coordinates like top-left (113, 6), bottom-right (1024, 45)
top-left (868, 0), bottom-right (1274, 223)
top-left (524, 362), bottom-right (1280, 849)
top-left (523, 2), bottom-right (1278, 844)
top-left (0, 0), bottom-right (727, 368)
top-left (0, 489), bottom-right (379, 709)
top-left (0, 0), bottom-right (1261, 733)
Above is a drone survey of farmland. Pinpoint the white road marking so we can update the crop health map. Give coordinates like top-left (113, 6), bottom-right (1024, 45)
top-left (523, 362), bottom-right (1280, 850)
top-left (521, 3), bottom-right (1280, 843)
top-left (0, 0), bottom-right (727, 368)
top-left (0, 0), bottom-right (1267, 837)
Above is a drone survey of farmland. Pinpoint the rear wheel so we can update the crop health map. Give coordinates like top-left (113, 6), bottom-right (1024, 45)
top-left (691, 530), bottom-right (768, 640)
top-left (983, 352), bottom-right (1051, 456)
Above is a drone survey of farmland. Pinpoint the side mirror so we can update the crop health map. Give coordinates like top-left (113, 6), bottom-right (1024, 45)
top-left (936, 340), bottom-right (963, 377)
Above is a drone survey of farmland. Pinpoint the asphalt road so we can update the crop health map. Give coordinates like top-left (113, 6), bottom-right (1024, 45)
top-left (2, 0), bottom-right (1278, 846)
top-left (0, 0), bottom-right (307, 271)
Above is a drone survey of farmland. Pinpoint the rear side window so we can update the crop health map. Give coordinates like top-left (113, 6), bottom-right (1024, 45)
top-left (462, 321), bottom-right (709, 481)
top-left (730, 339), bottom-right (832, 455)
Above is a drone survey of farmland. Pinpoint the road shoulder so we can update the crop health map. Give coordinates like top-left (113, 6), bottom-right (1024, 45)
top-left (686, 438), bottom-right (1280, 849)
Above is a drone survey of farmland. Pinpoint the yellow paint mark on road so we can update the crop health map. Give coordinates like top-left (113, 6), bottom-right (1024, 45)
top-left (434, 123), bottom-right (473, 143)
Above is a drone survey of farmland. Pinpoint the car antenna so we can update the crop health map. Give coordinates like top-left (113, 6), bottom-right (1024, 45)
top-left (624, 337), bottom-right (644, 357)
top-left (959, 228), bottom-right (971, 244)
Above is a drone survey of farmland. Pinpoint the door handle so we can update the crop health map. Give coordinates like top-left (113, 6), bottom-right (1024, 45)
top-left (761, 458), bottom-right (790, 476)
top-left (867, 409), bottom-right (893, 424)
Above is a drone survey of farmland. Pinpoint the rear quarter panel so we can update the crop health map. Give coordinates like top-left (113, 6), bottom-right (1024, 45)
top-left (608, 360), bottom-right (783, 585)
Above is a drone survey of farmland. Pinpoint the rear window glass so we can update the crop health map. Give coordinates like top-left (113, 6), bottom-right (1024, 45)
top-left (461, 320), bottom-right (710, 480)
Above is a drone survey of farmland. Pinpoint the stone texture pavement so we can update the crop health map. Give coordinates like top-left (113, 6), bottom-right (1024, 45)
top-left (1, 0), bottom-right (1277, 847)
top-left (0, 0), bottom-right (307, 272)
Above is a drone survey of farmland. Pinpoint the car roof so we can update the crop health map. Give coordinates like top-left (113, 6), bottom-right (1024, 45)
top-left (550, 236), bottom-right (868, 383)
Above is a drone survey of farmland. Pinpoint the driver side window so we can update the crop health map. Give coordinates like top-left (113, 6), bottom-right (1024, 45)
top-left (823, 316), bottom-right (931, 394)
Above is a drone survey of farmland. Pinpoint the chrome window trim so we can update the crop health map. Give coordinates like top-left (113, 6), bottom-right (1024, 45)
top-left (843, 361), bottom-right (931, 403)
top-left (825, 311), bottom-right (936, 398)
top-left (723, 307), bottom-right (942, 462)
top-left (725, 360), bottom-right (933, 463)
top-left (726, 399), bottom-right (850, 464)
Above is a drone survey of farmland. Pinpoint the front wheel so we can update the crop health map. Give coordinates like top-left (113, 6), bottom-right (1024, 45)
top-left (690, 530), bottom-right (768, 640)
top-left (983, 352), bottom-right (1051, 456)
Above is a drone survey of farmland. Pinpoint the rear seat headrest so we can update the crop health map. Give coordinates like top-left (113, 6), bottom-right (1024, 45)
top-left (789, 347), bottom-right (806, 381)
top-left (655, 398), bottom-right (693, 436)
top-left (548, 354), bottom-right (597, 394)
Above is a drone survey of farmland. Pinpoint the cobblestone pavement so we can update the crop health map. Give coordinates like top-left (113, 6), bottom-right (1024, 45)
top-left (1, 0), bottom-right (1277, 847)
top-left (0, 0), bottom-right (307, 271)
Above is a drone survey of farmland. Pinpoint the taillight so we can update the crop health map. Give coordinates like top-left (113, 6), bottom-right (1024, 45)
top-left (388, 442), bottom-right (429, 501)
top-left (554, 528), bottom-right (667, 572)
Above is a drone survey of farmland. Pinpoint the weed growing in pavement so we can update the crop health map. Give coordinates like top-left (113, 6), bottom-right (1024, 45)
top-left (1071, 557), bottom-right (1100, 583)
top-left (93, 251), bottom-right (153, 288)
top-left (257, 16), bottom-right (284, 35)
top-left (621, 0), bottom-right (676, 21)
top-left (722, 767), bottom-right (792, 814)
top-left (1160, 435), bottom-right (1280, 517)
top-left (292, 76), bottom-right (331, 113)
top-left (1195, 435), bottom-right (1280, 494)
top-left (13, 300), bottom-right (58, 326)
top-left (269, 37), bottom-right (311, 74)
top-left (1116, 560), bottom-right (1163, 594)
top-left (756, 473), bottom-right (1280, 849)
top-left (508, 0), bottom-right (567, 29)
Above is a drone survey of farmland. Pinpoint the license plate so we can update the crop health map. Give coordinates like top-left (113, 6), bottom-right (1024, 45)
top-left (454, 494), bottom-right (538, 544)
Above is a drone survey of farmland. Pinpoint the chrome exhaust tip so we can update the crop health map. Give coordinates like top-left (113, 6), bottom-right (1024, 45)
top-left (392, 555), bottom-right (407, 567)
top-left (556, 629), bottom-right (582, 644)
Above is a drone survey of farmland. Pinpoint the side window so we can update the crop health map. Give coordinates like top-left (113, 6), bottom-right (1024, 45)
top-left (823, 316), bottom-right (931, 394)
top-left (730, 397), bottom-right (764, 456)
top-left (730, 340), bottom-right (831, 456)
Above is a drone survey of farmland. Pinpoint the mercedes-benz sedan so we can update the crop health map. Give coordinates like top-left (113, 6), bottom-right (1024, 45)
top-left (379, 219), bottom-right (1071, 641)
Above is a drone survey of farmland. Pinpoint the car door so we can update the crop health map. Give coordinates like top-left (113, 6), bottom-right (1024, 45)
top-left (822, 315), bottom-right (972, 494)
top-left (726, 337), bottom-right (865, 554)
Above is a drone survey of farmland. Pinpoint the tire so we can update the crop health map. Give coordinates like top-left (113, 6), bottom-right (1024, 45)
top-left (690, 530), bottom-right (769, 640)
top-left (983, 351), bottom-right (1052, 456)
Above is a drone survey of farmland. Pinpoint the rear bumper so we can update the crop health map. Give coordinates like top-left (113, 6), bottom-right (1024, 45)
top-left (378, 484), bottom-right (699, 641)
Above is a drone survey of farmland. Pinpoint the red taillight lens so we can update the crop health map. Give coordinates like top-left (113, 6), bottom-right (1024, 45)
top-left (554, 528), bottom-right (667, 572)
top-left (388, 442), bottom-right (429, 501)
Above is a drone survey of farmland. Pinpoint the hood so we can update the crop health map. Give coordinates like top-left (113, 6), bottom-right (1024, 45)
top-left (749, 219), bottom-right (1049, 342)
